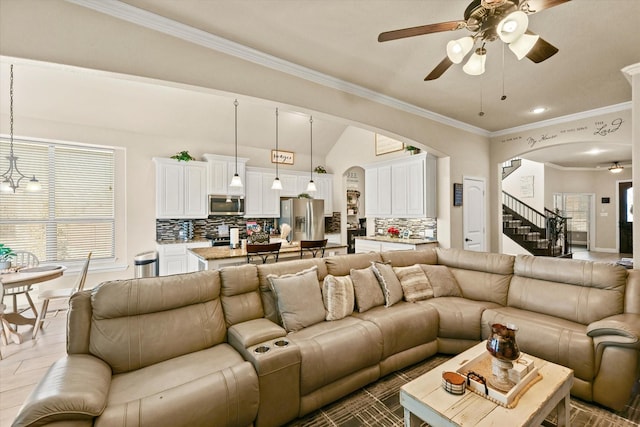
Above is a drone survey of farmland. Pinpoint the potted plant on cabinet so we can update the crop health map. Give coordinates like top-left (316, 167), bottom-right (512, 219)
top-left (405, 145), bottom-right (420, 155)
top-left (0, 243), bottom-right (15, 270)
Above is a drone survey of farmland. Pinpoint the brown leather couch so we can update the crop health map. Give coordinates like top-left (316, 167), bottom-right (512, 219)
top-left (12, 248), bottom-right (640, 427)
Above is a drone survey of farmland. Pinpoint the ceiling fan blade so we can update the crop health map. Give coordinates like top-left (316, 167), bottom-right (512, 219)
top-left (378, 21), bottom-right (464, 42)
top-left (523, 0), bottom-right (571, 14)
top-left (425, 57), bottom-right (454, 81)
top-left (525, 33), bottom-right (559, 63)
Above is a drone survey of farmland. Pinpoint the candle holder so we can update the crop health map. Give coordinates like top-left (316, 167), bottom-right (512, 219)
top-left (486, 323), bottom-right (520, 392)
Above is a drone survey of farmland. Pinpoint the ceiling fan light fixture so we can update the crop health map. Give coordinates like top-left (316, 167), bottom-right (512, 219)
top-left (508, 33), bottom-right (540, 60)
top-left (446, 36), bottom-right (474, 64)
top-left (497, 11), bottom-right (528, 43)
top-left (609, 162), bottom-right (624, 174)
top-left (463, 47), bottom-right (487, 75)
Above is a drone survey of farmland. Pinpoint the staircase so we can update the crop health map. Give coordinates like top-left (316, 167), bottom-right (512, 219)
top-left (502, 192), bottom-right (571, 257)
top-left (502, 158), bottom-right (522, 180)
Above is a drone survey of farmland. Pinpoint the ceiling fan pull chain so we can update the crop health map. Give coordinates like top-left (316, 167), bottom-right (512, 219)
top-left (479, 75), bottom-right (485, 117)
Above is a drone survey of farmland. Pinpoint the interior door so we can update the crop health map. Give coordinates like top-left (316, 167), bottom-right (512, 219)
top-left (619, 181), bottom-right (633, 254)
top-left (463, 177), bottom-right (486, 251)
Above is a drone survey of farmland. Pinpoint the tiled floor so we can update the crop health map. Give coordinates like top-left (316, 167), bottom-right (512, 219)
top-left (0, 296), bottom-right (68, 427)
top-left (0, 251), bottom-right (636, 426)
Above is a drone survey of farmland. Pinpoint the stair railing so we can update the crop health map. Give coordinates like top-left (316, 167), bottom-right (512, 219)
top-left (502, 191), bottom-right (546, 231)
top-left (544, 208), bottom-right (572, 256)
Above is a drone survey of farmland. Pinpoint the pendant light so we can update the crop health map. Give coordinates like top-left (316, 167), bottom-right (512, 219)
top-left (1, 64), bottom-right (41, 193)
top-left (271, 108), bottom-right (282, 190)
top-left (229, 99), bottom-right (243, 188)
top-left (306, 115), bottom-right (317, 193)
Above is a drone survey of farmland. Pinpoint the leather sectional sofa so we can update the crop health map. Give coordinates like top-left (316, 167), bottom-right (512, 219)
top-left (12, 248), bottom-right (640, 427)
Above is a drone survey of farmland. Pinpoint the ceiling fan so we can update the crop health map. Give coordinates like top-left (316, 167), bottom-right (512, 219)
top-left (378, 0), bottom-right (570, 81)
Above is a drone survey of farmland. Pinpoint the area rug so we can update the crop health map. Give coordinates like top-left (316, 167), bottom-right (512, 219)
top-left (286, 355), bottom-right (639, 427)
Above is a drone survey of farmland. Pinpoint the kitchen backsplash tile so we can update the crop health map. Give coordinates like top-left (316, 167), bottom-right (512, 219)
top-left (325, 212), bottom-right (341, 233)
top-left (374, 217), bottom-right (437, 239)
top-left (156, 216), bottom-right (280, 241)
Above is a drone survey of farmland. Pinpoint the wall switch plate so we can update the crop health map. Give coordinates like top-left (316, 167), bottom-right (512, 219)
top-left (377, 228), bottom-right (384, 234)
top-left (600, 212), bottom-right (608, 217)
top-left (425, 229), bottom-right (435, 238)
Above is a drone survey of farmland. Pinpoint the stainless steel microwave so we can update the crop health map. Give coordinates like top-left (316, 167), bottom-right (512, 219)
top-left (208, 195), bottom-right (245, 217)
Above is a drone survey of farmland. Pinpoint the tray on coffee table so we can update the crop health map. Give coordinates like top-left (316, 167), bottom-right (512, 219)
top-left (456, 351), bottom-right (539, 407)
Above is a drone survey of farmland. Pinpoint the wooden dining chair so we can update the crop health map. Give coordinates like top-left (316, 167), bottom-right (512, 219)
top-left (0, 284), bottom-right (9, 359)
top-left (5, 250), bottom-right (39, 317)
top-left (33, 252), bottom-right (91, 339)
top-left (246, 242), bottom-right (281, 264)
top-left (300, 239), bottom-right (328, 258)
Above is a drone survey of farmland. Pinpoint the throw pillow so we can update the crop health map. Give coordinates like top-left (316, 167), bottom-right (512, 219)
top-left (322, 275), bottom-right (355, 321)
top-left (420, 264), bottom-right (463, 298)
top-left (371, 261), bottom-right (403, 307)
top-left (393, 264), bottom-right (434, 302)
top-left (350, 267), bottom-right (385, 312)
top-left (267, 266), bottom-right (325, 332)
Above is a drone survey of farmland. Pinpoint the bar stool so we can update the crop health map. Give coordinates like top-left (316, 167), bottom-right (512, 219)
top-left (300, 239), bottom-right (328, 258)
top-left (246, 242), bottom-right (282, 264)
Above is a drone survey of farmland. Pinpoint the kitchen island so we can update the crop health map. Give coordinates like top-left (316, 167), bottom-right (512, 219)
top-left (190, 241), bottom-right (347, 270)
top-left (355, 235), bottom-right (437, 253)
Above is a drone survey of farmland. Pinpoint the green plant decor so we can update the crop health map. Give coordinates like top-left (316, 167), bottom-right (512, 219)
top-left (314, 165), bottom-right (327, 174)
top-left (0, 243), bottom-right (15, 262)
top-left (170, 151), bottom-right (196, 162)
top-left (298, 193), bottom-right (312, 199)
top-left (405, 145), bottom-right (420, 153)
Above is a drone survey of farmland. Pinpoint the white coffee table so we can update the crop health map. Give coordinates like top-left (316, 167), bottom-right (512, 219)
top-left (400, 341), bottom-right (573, 427)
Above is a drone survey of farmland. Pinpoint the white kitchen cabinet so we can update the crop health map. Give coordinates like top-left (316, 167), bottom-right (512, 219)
top-left (279, 173), bottom-right (301, 197)
top-left (274, 170), bottom-right (334, 216)
top-left (156, 240), bottom-right (211, 276)
top-left (245, 167), bottom-right (280, 217)
top-left (315, 174), bottom-right (334, 216)
top-left (203, 153), bottom-right (249, 197)
top-left (364, 153), bottom-right (435, 218)
top-left (355, 237), bottom-right (437, 253)
top-left (154, 158), bottom-right (208, 219)
top-left (364, 165), bottom-right (391, 217)
top-left (392, 155), bottom-right (425, 217)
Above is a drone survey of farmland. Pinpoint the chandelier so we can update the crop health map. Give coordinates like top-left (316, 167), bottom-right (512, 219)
top-left (1, 64), bottom-right (41, 193)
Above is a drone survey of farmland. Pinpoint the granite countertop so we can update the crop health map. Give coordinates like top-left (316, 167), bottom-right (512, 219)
top-left (355, 235), bottom-right (437, 244)
top-left (156, 238), bottom-right (211, 245)
top-left (190, 242), bottom-right (347, 261)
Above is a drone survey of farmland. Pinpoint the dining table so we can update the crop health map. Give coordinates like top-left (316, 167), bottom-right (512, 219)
top-left (1, 265), bottom-right (65, 343)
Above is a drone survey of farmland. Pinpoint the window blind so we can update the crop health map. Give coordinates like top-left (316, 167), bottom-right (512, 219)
top-left (0, 139), bottom-right (115, 262)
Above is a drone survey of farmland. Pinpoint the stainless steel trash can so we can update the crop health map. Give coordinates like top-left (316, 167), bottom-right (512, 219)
top-left (134, 250), bottom-right (158, 278)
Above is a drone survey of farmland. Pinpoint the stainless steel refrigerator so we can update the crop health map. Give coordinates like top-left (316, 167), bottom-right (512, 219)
top-left (280, 198), bottom-right (325, 242)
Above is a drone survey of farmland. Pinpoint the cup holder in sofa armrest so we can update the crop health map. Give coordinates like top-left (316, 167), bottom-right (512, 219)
top-left (274, 339), bottom-right (289, 347)
top-left (254, 345), bottom-right (271, 354)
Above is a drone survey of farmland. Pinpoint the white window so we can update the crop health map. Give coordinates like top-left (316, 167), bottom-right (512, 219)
top-left (1, 138), bottom-right (115, 263)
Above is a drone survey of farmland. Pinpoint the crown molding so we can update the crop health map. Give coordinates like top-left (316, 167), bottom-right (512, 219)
top-left (490, 102), bottom-right (632, 138)
top-left (65, 0), bottom-right (489, 137)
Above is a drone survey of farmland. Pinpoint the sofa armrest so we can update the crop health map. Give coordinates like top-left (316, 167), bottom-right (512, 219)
top-left (227, 318), bottom-right (287, 351)
top-left (13, 354), bottom-right (112, 427)
top-left (587, 313), bottom-right (640, 346)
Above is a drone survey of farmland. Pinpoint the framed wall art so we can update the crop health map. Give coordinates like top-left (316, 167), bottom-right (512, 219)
top-left (453, 183), bottom-right (463, 206)
top-left (271, 150), bottom-right (294, 165)
top-left (375, 134), bottom-right (404, 155)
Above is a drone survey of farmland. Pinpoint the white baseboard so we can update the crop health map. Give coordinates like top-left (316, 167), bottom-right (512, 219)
top-left (591, 247), bottom-right (618, 253)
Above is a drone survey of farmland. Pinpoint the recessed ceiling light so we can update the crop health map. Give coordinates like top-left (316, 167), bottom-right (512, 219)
top-left (531, 107), bottom-right (546, 114)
